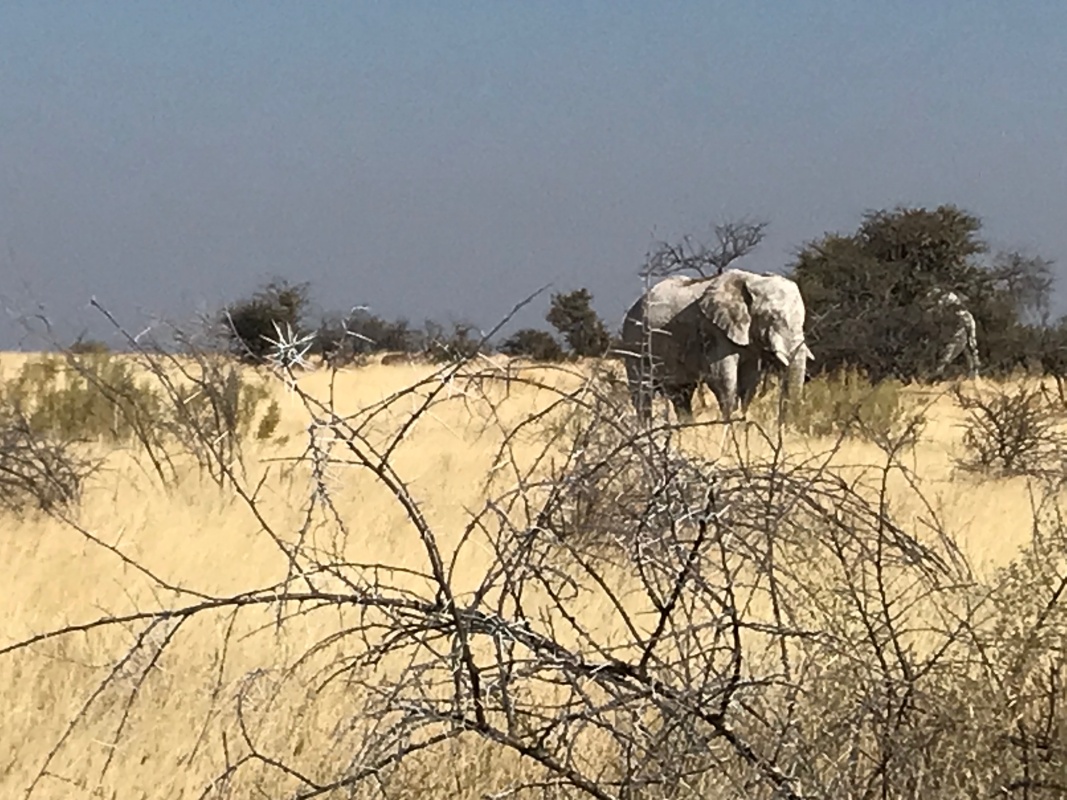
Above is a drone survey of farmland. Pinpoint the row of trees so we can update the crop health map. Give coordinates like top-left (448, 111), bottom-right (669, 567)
top-left (167, 204), bottom-right (1064, 382)
top-left (218, 279), bottom-right (615, 366)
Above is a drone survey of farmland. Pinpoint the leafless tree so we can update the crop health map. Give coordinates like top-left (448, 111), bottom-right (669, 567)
top-left (989, 249), bottom-right (1056, 326)
top-left (641, 218), bottom-right (770, 279)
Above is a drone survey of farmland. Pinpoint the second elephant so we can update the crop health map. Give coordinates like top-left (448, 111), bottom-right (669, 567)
top-left (619, 269), bottom-right (813, 423)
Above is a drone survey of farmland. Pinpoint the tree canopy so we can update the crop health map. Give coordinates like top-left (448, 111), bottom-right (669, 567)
top-left (546, 289), bottom-right (612, 358)
top-left (788, 205), bottom-right (1057, 383)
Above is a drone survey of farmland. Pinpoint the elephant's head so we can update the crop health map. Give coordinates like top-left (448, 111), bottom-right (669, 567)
top-left (698, 269), bottom-right (813, 400)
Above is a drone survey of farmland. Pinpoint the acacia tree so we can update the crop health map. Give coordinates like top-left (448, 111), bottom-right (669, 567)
top-left (545, 289), bottom-right (612, 358)
top-left (789, 205), bottom-right (1052, 382)
top-left (222, 277), bottom-right (312, 363)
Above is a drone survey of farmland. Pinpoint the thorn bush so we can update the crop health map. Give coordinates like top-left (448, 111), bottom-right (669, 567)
top-left (953, 382), bottom-right (1067, 477)
top-left (0, 412), bottom-right (98, 516)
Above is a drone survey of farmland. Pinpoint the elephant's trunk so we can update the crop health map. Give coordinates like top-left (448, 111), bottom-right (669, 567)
top-left (779, 342), bottom-right (809, 421)
top-left (786, 346), bottom-right (808, 401)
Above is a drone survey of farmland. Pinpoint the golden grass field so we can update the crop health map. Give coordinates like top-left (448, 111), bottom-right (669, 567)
top-left (0, 351), bottom-right (1057, 798)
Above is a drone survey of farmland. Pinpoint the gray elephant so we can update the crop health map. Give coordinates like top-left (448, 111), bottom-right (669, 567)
top-left (619, 269), bottom-right (813, 424)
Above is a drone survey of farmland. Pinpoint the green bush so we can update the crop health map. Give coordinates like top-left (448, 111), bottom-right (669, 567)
top-left (790, 204), bottom-right (1057, 383)
top-left (255, 397), bottom-right (282, 440)
top-left (423, 321), bottom-right (488, 363)
top-left (170, 364), bottom-right (278, 443)
top-left (314, 311), bottom-right (419, 366)
top-left (1, 353), bottom-right (279, 447)
top-left (2, 353), bottom-right (164, 441)
top-left (68, 337), bottom-right (111, 355)
top-left (499, 328), bottom-right (565, 361)
top-left (545, 288), bottom-right (612, 358)
top-left (222, 278), bottom-right (312, 363)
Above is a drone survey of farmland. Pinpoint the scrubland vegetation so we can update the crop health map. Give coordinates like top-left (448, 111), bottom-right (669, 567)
top-left (3, 340), bottom-right (1067, 800)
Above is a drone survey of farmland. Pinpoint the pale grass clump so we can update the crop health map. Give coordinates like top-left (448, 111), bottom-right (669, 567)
top-left (743, 366), bottom-right (929, 446)
top-left (3, 335), bottom-right (1067, 799)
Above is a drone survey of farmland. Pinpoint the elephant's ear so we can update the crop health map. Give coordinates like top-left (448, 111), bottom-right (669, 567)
top-left (699, 272), bottom-right (752, 347)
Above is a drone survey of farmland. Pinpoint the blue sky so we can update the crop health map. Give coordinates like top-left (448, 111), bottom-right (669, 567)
top-left (2, 2), bottom-right (1066, 347)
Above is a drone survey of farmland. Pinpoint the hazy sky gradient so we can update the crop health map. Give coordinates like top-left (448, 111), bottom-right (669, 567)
top-left (2, 2), bottom-right (1066, 348)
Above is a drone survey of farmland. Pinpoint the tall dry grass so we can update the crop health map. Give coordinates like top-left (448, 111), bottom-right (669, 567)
top-left (0, 354), bottom-right (1062, 798)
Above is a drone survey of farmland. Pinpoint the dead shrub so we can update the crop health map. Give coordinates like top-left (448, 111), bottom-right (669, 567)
top-left (0, 412), bottom-right (98, 515)
top-left (953, 382), bottom-right (1067, 477)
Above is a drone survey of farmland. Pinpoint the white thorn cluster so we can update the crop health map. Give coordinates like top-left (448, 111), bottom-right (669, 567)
top-left (261, 320), bottom-right (316, 372)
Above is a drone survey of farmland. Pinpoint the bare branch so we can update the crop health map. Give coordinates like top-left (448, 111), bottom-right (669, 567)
top-left (642, 218), bottom-right (770, 278)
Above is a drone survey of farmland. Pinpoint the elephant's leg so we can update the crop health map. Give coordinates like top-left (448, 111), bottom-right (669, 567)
top-left (737, 356), bottom-right (763, 416)
top-left (707, 385), bottom-right (732, 422)
top-left (761, 368), bottom-right (777, 398)
top-left (665, 383), bottom-right (697, 424)
top-left (705, 356), bottom-right (740, 422)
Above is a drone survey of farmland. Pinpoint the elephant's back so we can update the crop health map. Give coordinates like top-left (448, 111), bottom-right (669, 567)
top-left (623, 276), bottom-right (709, 330)
top-left (620, 278), bottom-right (712, 375)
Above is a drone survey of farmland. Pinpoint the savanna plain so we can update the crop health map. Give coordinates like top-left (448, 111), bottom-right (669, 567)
top-left (1, 350), bottom-right (1065, 799)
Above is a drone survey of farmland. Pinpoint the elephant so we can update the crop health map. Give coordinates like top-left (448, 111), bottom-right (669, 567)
top-left (618, 268), bottom-right (813, 424)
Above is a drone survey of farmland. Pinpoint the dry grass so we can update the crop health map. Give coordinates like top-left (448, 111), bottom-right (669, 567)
top-left (0, 353), bottom-right (1060, 798)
